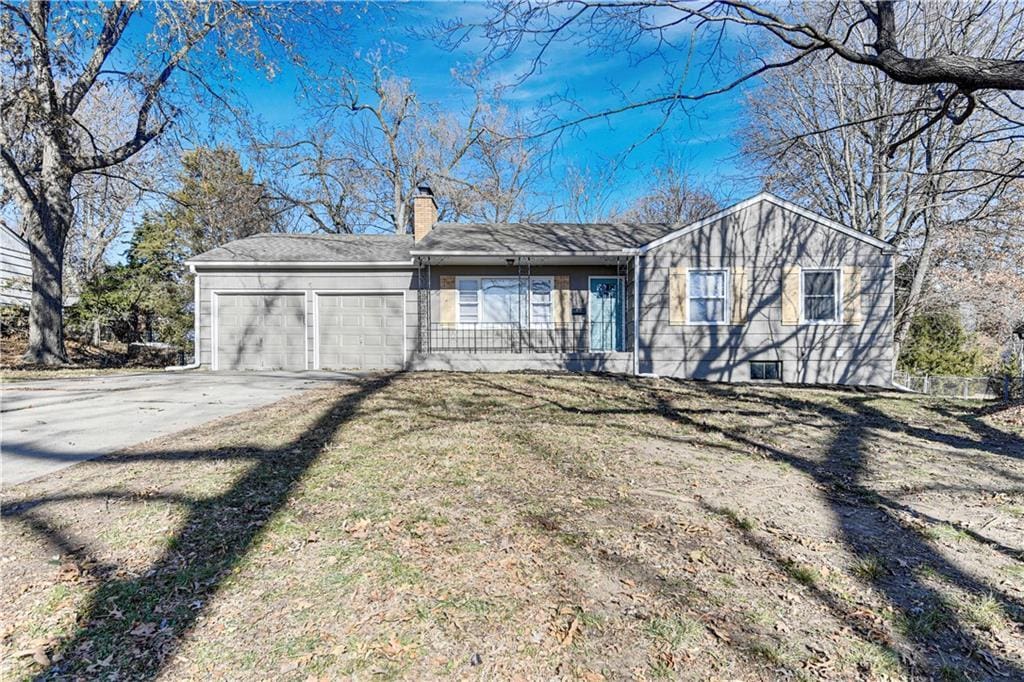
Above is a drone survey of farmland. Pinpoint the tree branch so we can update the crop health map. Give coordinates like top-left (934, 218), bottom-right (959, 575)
top-left (0, 145), bottom-right (39, 207)
top-left (71, 11), bottom-right (223, 172)
top-left (63, 0), bottom-right (135, 114)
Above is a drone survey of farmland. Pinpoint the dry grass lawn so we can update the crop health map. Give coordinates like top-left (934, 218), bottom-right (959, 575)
top-left (1, 372), bottom-right (1022, 681)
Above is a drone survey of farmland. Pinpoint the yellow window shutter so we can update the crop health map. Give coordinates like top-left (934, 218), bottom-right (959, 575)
top-left (843, 266), bottom-right (862, 324)
top-left (669, 267), bottom-right (686, 325)
top-left (440, 275), bottom-right (457, 326)
top-left (553, 275), bottom-right (571, 327)
top-left (781, 266), bottom-right (801, 326)
top-left (731, 267), bottom-right (748, 324)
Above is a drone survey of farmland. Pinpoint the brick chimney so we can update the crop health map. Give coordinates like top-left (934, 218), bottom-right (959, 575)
top-left (412, 185), bottom-right (437, 241)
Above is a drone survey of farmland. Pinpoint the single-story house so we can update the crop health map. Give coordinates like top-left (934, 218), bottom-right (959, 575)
top-left (186, 188), bottom-right (895, 385)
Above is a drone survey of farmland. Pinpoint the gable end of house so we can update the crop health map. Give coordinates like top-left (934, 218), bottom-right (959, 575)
top-left (638, 192), bottom-right (893, 254)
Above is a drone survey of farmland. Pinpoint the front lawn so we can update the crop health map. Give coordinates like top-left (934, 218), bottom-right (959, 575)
top-left (2, 373), bottom-right (1021, 680)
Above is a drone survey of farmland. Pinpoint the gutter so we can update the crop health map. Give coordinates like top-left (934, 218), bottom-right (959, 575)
top-left (185, 260), bottom-right (415, 270)
top-left (408, 249), bottom-right (637, 258)
top-left (165, 265), bottom-right (202, 372)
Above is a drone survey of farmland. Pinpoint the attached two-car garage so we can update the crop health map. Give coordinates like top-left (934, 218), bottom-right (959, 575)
top-left (212, 291), bottom-right (405, 371)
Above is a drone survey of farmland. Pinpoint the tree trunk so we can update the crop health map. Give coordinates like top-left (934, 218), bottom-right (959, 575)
top-left (23, 174), bottom-right (74, 365)
top-left (893, 221), bottom-right (935, 361)
top-left (25, 227), bottom-right (69, 364)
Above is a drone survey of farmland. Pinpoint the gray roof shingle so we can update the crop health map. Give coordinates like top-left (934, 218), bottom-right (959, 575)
top-left (410, 222), bottom-right (678, 255)
top-left (189, 233), bottom-right (414, 263)
top-left (189, 222), bottom-right (683, 265)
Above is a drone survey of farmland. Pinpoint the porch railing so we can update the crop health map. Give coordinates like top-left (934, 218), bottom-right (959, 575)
top-left (425, 323), bottom-right (594, 353)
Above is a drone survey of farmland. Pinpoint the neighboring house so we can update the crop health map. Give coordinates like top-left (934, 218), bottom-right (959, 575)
top-left (1, 225), bottom-right (32, 307)
top-left (186, 188), bottom-right (895, 385)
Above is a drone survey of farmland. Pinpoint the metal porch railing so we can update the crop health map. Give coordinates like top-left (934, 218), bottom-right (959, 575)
top-left (425, 323), bottom-right (594, 354)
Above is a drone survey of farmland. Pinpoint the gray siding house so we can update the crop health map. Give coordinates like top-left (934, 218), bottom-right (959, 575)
top-left (187, 189), bottom-right (895, 385)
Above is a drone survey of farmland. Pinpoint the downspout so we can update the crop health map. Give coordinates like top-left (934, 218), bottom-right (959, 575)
top-left (633, 253), bottom-right (640, 376)
top-left (165, 264), bottom-right (202, 371)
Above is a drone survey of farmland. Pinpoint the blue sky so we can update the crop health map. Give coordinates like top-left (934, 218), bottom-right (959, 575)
top-left (227, 1), bottom-right (761, 215)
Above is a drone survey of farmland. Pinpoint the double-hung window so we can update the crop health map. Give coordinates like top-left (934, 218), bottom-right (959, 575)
top-left (457, 276), bottom-right (554, 327)
top-left (802, 269), bottom-right (839, 323)
top-left (687, 269), bottom-right (728, 324)
top-left (457, 278), bottom-right (479, 325)
top-left (530, 279), bottom-right (553, 326)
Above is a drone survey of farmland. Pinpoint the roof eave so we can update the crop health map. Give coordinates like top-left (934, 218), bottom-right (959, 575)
top-left (186, 259), bottom-right (415, 270)
top-left (409, 249), bottom-right (634, 258)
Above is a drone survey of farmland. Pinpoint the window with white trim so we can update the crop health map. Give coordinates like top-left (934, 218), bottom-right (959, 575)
top-left (687, 269), bottom-right (728, 323)
top-left (802, 269), bottom-right (839, 322)
top-left (456, 276), bottom-right (554, 327)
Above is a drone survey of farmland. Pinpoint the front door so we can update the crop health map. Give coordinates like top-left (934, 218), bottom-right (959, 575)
top-left (589, 277), bottom-right (623, 352)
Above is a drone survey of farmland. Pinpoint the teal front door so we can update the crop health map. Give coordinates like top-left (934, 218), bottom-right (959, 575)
top-left (589, 277), bottom-right (624, 352)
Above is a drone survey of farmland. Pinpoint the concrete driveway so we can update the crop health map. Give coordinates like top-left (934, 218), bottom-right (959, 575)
top-left (1, 370), bottom-right (359, 487)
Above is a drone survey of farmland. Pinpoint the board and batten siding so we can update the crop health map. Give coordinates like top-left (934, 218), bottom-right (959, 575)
top-left (639, 199), bottom-right (894, 385)
top-left (196, 269), bottom-right (418, 369)
top-left (1, 227), bottom-right (32, 307)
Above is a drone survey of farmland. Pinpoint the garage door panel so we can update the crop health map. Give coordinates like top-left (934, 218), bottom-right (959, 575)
top-left (340, 314), bottom-right (366, 326)
top-left (317, 294), bottom-right (404, 370)
top-left (216, 294), bottom-right (306, 371)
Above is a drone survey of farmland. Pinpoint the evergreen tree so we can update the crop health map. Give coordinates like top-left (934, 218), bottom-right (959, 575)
top-left (898, 311), bottom-right (983, 376)
top-left (70, 147), bottom-right (279, 350)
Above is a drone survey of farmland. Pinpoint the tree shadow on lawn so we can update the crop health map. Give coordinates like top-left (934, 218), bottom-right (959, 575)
top-left (3, 374), bottom-right (396, 681)
top-left (470, 375), bottom-right (1023, 679)
top-left (649, 381), bottom-right (1024, 678)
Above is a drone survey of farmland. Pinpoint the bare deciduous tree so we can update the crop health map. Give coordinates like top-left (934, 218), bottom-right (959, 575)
top-left (263, 61), bottom-right (548, 232)
top-left (453, 1), bottom-right (1024, 148)
top-left (257, 126), bottom-right (368, 234)
top-left (436, 105), bottom-right (549, 223)
top-left (617, 166), bottom-right (720, 224)
top-left (63, 85), bottom-right (174, 295)
top-left (742, 16), bottom-right (1023, 354)
top-left (925, 204), bottom-right (1024, 369)
top-left (0, 1), bottom-right (303, 364)
top-left (557, 163), bottom-right (618, 222)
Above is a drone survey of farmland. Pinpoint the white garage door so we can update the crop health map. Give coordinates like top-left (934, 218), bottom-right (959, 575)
top-left (215, 293), bottom-right (306, 370)
top-left (316, 294), bottom-right (405, 370)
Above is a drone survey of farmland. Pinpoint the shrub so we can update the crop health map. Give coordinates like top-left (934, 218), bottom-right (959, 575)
top-left (0, 305), bottom-right (28, 337)
top-left (899, 310), bottom-right (983, 376)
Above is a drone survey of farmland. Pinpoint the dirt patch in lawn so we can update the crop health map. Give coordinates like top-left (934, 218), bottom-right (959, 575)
top-left (0, 331), bottom-right (174, 381)
top-left (1, 332), bottom-right (129, 368)
top-left (2, 373), bottom-right (1022, 680)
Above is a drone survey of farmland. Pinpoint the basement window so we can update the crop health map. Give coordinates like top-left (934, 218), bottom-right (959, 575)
top-left (749, 361), bottom-right (782, 381)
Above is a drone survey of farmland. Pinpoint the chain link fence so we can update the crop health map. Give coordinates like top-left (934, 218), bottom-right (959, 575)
top-left (893, 371), bottom-right (1024, 401)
